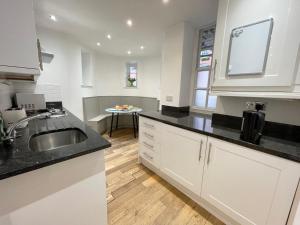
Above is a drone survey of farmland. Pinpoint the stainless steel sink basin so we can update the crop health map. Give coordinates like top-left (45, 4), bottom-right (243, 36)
top-left (29, 128), bottom-right (88, 151)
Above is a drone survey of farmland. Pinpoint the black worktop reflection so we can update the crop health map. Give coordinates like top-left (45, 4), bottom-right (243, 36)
top-left (140, 111), bottom-right (300, 163)
top-left (0, 110), bottom-right (111, 180)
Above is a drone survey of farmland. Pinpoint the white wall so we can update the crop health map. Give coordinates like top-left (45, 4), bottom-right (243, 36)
top-left (160, 23), bottom-right (184, 107)
top-left (0, 28), bottom-right (161, 119)
top-left (180, 22), bottom-right (196, 106)
top-left (95, 53), bottom-right (161, 98)
top-left (35, 27), bottom-right (97, 120)
top-left (216, 96), bottom-right (300, 125)
top-left (160, 22), bottom-right (195, 107)
top-left (5, 27), bottom-right (98, 120)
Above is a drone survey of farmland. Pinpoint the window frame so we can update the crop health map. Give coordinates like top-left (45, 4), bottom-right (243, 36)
top-left (192, 25), bottom-right (217, 112)
top-left (80, 49), bottom-right (94, 87)
top-left (125, 62), bottom-right (138, 88)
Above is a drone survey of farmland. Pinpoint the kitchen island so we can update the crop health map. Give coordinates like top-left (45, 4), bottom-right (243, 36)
top-left (0, 110), bottom-right (111, 225)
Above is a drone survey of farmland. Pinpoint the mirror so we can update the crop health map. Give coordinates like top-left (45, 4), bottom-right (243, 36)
top-left (227, 18), bottom-right (273, 76)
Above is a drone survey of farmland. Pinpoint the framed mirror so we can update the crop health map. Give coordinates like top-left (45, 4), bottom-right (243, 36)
top-left (227, 18), bottom-right (273, 76)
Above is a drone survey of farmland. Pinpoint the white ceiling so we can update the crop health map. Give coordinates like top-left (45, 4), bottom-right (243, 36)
top-left (34, 0), bottom-right (218, 56)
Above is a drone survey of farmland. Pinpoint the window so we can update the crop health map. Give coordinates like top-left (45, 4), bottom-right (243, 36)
top-left (81, 50), bottom-right (93, 87)
top-left (126, 63), bottom-right (137, 88)
top-left (193, 26), bottom-right (217, 110)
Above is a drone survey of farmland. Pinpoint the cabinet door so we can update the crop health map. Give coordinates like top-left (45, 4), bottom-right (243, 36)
top-left (212, 0), bottom-right (300, 91)
top-left (160, 124), bottom-right (207, 196)
top-left (0, 0), bottom-right (39, 75)
top-left (202, 137), bottom-right (300, 225)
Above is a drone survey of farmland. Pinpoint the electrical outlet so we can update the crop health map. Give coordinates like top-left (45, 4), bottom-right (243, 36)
top-left (246, 102), bottom-right (266, 111)
top-left (166, 96), bottom-right (173, 102)
top-left (245, 102), bottom-right (255, 110)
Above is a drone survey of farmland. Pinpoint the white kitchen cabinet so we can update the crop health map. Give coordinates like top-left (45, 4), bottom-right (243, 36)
top-left (139, 117), bottom-right (162, 168)
top-left (202, 137), bottom-right (300, 225)
top-left (0, 0), bottom-right (40, 76)
top-left (211, 0), bottom-right (300, 93)
top-left (160, 124), bottom-right (207, 196)
top-left (139, 117), bottom-right (300, 224)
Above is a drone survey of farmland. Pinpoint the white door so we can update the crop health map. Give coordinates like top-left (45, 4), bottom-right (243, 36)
top-left (212, 0), bottom-right (300, 91)
top-left (160, 124), bottom-right (207, 196)
top-left (0, 0), bottom-right (39, 75)
top-left (202, 137), bottom-right (300, 225)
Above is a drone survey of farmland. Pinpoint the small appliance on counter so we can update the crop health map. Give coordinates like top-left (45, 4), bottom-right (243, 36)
top-left (46, 101), bottom-right (63, 111)
top-left (15, 93), bottom-right (46, 111)
top-left (240, 102), bottom-right (265, 145)
top-left (1, 108), bottom-right (28, 128)
top-left (46, 101), bottom-right (66, 117)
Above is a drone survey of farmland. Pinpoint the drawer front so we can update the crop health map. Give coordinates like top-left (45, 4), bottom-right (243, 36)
top-left (140, 117), bottom-right (158, 131)
top-left (139, 141), bottom-right (160, 168)
top-left (140, 147), bottom-right (160, 168)
top-left (139, 138), bottom-right (158, 153)
top-left (139, 127), bottom-right (159, 144)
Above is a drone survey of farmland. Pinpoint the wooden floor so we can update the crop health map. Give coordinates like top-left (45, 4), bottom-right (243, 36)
top-left (103, 128), bottom-right (225, 225)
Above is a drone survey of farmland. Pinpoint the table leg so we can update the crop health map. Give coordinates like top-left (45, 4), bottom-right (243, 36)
top-left (109, 113), bottom-right (114, 137)
top-left (132, 113), bottom-right (136, 138)
top-left (115, 113), bottom-right (119, 130)
top-left (134, 113), bottom-right (139, 133)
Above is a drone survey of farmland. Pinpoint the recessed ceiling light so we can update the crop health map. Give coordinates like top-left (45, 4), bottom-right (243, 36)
top-left (127, 50), bottom-right (132, 55)
top-left (50, 15), bottom-right (57, 22)
top-left (96, 42), bottom-right (101, 46)
top-left (140, 46), bottom-right (145, 50)
top-left (162, 0), bottom-right (170, 4)
top-left (106, 34), bottom-right (112, 40)
top-left (126, 19), bottom-right (133, 27)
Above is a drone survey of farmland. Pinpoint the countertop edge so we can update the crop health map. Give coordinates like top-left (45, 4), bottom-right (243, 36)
top-left (0, 142), bottom-right (111, 181)
top-left (139, 114), bottom-right (300, 163)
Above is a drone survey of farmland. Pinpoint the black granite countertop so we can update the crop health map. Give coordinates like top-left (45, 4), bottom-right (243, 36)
top-left (0, 110), bottom-right (111, 180)
top-left (140, 111), bottom-right (300, 163)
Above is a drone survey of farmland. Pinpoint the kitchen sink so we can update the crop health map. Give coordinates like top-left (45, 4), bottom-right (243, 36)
top-left (29, 128), bottom-right (88, 151)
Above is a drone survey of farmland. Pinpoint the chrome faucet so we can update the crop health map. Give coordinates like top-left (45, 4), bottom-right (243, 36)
top-left (4, 112), bottom-right (51, 143)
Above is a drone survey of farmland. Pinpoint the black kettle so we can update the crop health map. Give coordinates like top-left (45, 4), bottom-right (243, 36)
top-left (240, 103), bottom-right (265, 145)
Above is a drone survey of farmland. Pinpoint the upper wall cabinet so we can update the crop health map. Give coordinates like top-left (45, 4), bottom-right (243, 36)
top-left (211, 0), bottom-right (300, 94)
top-left (0, 0), bottom-right (40, 77)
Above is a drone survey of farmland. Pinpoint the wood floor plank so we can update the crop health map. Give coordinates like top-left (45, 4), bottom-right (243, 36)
top-left (111, 173), bottom-right (152, 199)
top-left (171, 202), bottom-right (201, 225)
top-left (103, 128), bottom-right (225, 225)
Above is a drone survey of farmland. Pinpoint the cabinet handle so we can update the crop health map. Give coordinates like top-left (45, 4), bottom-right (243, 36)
top-left (143, 122), bottom-right (155, 129)
top-left (207, 143), bottom-right (212, 165)
top-left (143, 152), bottom-right (153, 160)
top-left (198, 140), bottom-right (203, 161)
top-left (143, 132), bottom-right (154, 139)
top-left (143, 141), bottom-right (154, 150)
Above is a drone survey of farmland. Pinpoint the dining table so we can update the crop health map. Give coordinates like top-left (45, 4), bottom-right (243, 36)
top-left (105, 107), bottom-right (143, 138)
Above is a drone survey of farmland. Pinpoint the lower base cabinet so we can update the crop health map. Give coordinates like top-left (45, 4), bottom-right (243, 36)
top-left (202, 137), bottom-right (300, 225)
top-left (138, 117), bottom-right (300, 225)
top-left (160, 124), bottom-right (207, 196)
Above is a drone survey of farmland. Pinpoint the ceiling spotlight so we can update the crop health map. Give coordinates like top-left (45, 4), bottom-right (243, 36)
top-left (127, 50), bottom-right (132, 55)
top-left (50, 15), bottom-right (57, 22)
top-left (126, 19), bottom-right (133, 27)
top-left (162, 0), bottom-right (170, 4)
top-left (107, 34), bottom-right (112, 40)
top-left (140, 46), bottom-right (145, 50)
top-left (96, 42), bottom-right (101, 46)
